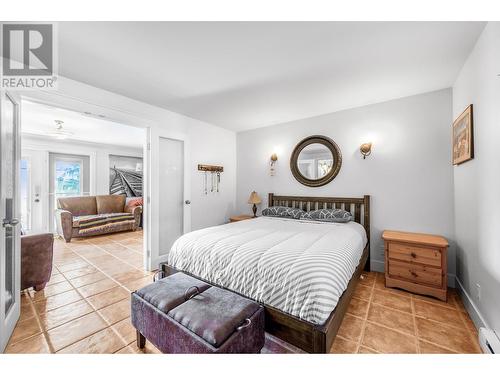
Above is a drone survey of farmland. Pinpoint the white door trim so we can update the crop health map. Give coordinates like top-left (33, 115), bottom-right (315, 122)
top-left (0, 91), bottom-right (22, 352)
top-left (17, 91), bottom-right (177, 271)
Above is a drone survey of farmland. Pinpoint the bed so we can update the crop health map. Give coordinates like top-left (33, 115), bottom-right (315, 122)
top-left (162, 194), bottom-right (370, 353)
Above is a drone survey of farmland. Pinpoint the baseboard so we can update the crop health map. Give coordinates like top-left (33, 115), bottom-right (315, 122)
top-left (369, 260), bottom-right (456, 287)
top-left (456, 277), bottom-right (489, 330)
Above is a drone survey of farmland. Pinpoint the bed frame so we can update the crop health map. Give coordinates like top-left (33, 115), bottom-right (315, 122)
top-left (162, 193), bottom-right (370, 353)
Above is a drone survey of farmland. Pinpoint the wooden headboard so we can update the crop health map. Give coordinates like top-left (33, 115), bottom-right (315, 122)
top-left (268, 193), bottom-right (371, 244)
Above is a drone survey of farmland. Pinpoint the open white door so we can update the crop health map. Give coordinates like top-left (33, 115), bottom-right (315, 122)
top-left (0, 91), bottom-right (21, 352)
top-left (147, 127), bottom-right (190, 270)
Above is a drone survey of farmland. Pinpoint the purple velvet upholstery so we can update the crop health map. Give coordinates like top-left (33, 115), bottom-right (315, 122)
top-left (131, 273), bottom-right (265, 353)
top-left (21, 233), bottom-right (54, 291)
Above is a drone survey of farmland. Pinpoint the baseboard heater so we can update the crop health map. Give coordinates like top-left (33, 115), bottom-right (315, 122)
top-left (479, 328), bottom-right (500, 354)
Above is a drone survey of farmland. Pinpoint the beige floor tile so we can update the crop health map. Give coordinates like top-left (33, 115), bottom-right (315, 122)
top-left (69, 271), bottom-right (108, 288)
top-left (372, 289), bottom-right (412, 313)
top-left (413, 292), bottom-right (459, 311)
top-left (34, 289), bottom-right (82, 313)
top-left (38, 299), bottom-right (94, 331)
top-left (126, 342), bottom-right (161, 354)
top-left (358, 346), bottom-right (379, 354)
top-left (374, 272), bottom-right (386, 290)
top-left (419, 340), bottom-right (456, 354)
top-left (111, 318), bottom-right (136, 345)
top-left (86, 286), bottom-right (130, 310)
top-left (367, 303), bottom-right (415, 335)
top-left (358, 272), bottom-right (376, 287)
top-left (47, 312), bottom-right (107, 351)
top-left (330, 336), bottom-right (358, 353)
top-left (46, 274), bottom-right (66, 286)
top-left (415, 317), bottom-right (480, 353)
top-left (113, 269), bottom-right (150, 284)
top-left (5, 334), bottom-right (51, 354)
top-left (337, 314), bottom-right (364, 342)
top-left (57, 328), bottom-right (126, 354)
top-left (32, 281), bottom-right (74, 301)
top-left (19, 303), bottom-right (36, 322)
top-left (413, 299), bottom-right (465, 329)
top-left (98, 299), bottom-right (130, 325)
top-left (63, 265), bottom-right (98, 279)
top-left (353, 284), bottom-right (373, 301)
top-left (9, 317), bottom-right (42, 344)
top-left (346, 297), bottom-right (369, 318)
top-left (77, 278), bottom-right (118, 298)
top-left (362, 322), bottom-right (418, 354)
top-left (57, 260), bottom-right (90, 273)
top-left (460, 311), bottom-right (478, 333)
top-left (122, 276), bottom-right (153, 292)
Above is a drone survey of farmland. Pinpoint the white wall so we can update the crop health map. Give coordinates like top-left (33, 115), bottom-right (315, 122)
top-left (24, 135), bottom-right (143, 194)
top-left (452, 22), bottom-right (500, 332)
top-left (237, 89), bottom-right (455, 279)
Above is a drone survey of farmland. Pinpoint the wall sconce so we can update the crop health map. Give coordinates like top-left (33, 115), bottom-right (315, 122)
top-left (360, 143), bottom-right (372, 159)
top-left (270, 153), bottom-right (278, 176)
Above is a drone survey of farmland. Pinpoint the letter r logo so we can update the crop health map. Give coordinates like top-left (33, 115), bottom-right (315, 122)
top-left (2, 24), bottom-right (53, 76)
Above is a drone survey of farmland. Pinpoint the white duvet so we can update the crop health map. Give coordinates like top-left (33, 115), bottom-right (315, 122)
top-left (167, 216), bottom-right (367, 324)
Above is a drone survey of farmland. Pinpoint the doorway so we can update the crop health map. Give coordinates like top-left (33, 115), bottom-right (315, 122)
top-left (48, 153), bottom-right (90, 233)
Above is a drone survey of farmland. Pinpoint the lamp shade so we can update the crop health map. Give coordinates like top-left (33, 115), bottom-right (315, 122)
top-left (247, 191), bottom-right (262, 205)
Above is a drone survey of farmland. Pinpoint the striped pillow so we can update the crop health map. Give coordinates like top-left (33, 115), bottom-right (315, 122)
top-left (301, 208), bottom-right (352, 223)
top-left (261, 206), bottom-right (305, 219)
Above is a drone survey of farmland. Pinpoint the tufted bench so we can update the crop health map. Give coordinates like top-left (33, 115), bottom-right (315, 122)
top-left (131, 272), bottom-right (265, 353)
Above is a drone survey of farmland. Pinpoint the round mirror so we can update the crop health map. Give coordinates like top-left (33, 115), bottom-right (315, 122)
top-left (290, 135), bottom-right (342, 187)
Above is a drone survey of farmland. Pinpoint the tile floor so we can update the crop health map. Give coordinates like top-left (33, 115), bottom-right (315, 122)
top-left (4, 230), bottom-right (481, 354)
top-left (330, 271), bottom-right (481, 354)
top-left (5, 229), bottom-right (160, 354)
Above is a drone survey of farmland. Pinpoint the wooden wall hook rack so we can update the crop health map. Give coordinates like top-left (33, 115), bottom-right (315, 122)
top-left (198, 164), bottom-right (224, 172)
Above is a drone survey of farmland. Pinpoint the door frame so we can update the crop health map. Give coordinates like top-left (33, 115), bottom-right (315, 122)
top-left (149, 130), bottom-right (191, 269)
top-left (17, 91), bottom-right (189, 271)
top-left (0, 91), bottom-right (22, 352)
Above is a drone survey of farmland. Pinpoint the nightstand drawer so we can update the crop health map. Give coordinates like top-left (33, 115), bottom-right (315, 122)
top-left (388, 259), bottom-right (442, 287)
top-left (388, 243), bottom-right (441, 267)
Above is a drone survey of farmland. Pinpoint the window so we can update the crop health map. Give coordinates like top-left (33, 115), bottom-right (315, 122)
top-left (55, 159), bottom-right (82, 197)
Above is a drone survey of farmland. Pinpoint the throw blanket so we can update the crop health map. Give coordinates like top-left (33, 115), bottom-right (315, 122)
top-left (77, 213), bottom-right (135, 235)
top-left (167, 217), bottom-right (366, 325)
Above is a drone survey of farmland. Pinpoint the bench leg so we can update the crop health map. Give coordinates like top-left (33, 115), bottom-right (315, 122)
top-left (137, 330), bottom-right (146, 349)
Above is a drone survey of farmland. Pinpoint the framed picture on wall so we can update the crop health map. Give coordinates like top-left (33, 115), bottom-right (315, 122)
top-left (452, 104), bottom-right (474, 165)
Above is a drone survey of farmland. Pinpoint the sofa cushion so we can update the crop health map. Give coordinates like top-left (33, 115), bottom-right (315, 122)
top-left (168, 286), bottom-right (261, 347)
top-left (96, 195), bottom-right (126, 214)
top-left (58, 196), bottom-right (97, 216)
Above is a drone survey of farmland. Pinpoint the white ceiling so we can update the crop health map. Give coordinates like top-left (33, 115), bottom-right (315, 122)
top-left (21, 100), bottom-right (145, 148)
top-left (58, 22), bottom-right (485, 132)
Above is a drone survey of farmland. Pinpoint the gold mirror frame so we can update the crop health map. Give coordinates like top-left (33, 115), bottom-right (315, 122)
top-left (290, 135), bottom-right (342, 187)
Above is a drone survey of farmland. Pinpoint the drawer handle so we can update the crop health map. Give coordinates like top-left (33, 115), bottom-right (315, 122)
top-left (410, 252), bottom-right (417, 258)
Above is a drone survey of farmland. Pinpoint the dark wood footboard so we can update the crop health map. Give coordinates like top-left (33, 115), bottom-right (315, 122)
top-left (161, 244), bottom-right (368, 353)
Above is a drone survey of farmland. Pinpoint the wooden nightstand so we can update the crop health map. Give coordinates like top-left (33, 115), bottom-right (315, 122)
top-left (382, 230), bottom-right (448, 301)
top-left (229, 214), bottom-right (255, 223)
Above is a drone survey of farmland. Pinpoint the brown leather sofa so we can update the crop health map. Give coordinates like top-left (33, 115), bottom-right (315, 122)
top-left (21, 233), bottom-right (54, 291)
top-left (55, 195), bottom-right (142, 242)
